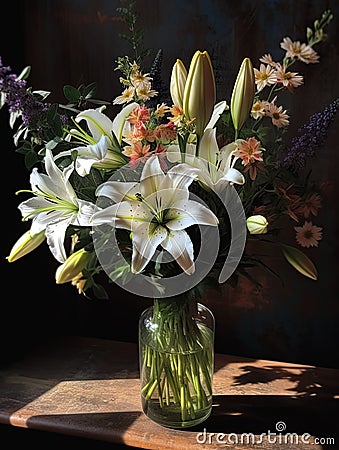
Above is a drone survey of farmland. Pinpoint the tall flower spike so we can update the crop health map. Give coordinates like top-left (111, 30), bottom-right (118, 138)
top-left (278, 97), bottom-right (339, 172)
top-left (147, 49), bottom-right (169, 108)
top-left (230, 57), bottom-right (255, 138)
top-left (183, 50), bottom-right (216, 140)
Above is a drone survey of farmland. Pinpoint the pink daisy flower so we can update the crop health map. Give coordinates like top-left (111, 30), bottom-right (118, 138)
top-left (254, 63), bottom-right (277, 92)
top-left (294, 221), bottom-right (323, 248)
top-left (266, 98), bottom-right (290, 128)
top-left (280, 37), bottom-right (320, 64)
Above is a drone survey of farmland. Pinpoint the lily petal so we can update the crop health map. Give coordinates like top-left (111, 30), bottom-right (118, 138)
top-left (166, 200), bottom-right (219, 230)
top-left (198, 128), bottom-right (219, 164)
top-left (72, 135), bottom-right (110, 176)
top-left (224, 167), bottom-right (245, 185)
top-left (96, 181), bottom-right (139, 203)
top-left (219, 142), bottom-right (238, 172)
top-left (205, 100), bottom-right (227, 130)
top-left (162, 162), bottom-right (199, 192)
top-left (131, 223), bottom-right (167, 273)
top-left (45, 217), bottom-right (72, 263)
top-left (75, 108), bottom-right (114, 142)
top-left (92, 200), bottom-right (151, 230)
top-left (112, 102), bottom-right (139, 144)
top-left (162, 230), bottom-right (195, 275)
top-left (140, 155), bottom-right (165, 198)
top-left (31, 150), bottom-right (77, 203)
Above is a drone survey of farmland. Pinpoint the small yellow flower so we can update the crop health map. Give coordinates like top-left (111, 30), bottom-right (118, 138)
top-left (71, 272), bottom-right (87, 295)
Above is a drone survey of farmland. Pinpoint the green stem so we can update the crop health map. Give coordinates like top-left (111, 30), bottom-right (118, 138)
top-left (139, 296), bottom-right (214, 423)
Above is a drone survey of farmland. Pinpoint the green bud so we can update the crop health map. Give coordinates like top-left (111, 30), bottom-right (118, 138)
top-left (246, 215), bottom-right (268, 234)
top-left (55, 248), bottom-right (92, 284)
top-left (281, 244), bottom-right (318, 280)
top-left (170, 59), bottom-right (187, 108)
top-left (7, 230), bottom-right (45, 262)
top-left (306, 27), bottom-right (313, 40)
top-left (230, 57), bottom-right (255, 136)
top-left (183, 50), bottom-right (216, 139)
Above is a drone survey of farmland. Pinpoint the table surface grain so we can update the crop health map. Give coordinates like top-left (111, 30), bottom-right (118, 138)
top-left (0, 336), bottom-right (338, 449)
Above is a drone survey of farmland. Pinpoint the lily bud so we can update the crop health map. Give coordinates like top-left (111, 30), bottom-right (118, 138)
top-left (246, 215), bottom-right (268, 234)
top-left (281, 244), bottom-right (318, 280)
top-left (170, 59), bottom-right (187, 108)
top-left (7, 230), bottom-right (45, 262)
top-left (55, 248), bottom-right (92, 284)
top-left (183, 50), bottom-right (216, 139)
top-left (230, 57), bottom-right (255, 136)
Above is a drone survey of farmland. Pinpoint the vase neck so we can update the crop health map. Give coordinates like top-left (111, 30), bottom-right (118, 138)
top-left (152, 296), bottom-right (201, 326)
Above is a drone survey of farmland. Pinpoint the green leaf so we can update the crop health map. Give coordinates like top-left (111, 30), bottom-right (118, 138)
top-left (49, 114), bottom-right (63, 137)
top-left (281, 244), bottom-right (318, 280)
top-left (63, 85), bottom-right (81, 103)
top-left (83, 82), bottom-right (97, 99)
top-left (17, 65), bottom-right (31, 81)
top-left (46, 103), bottom-right (58, 121)
top-left (91, 283), bottom-right (109, 300)
top-left (24, 150), bottom-right (40, 170)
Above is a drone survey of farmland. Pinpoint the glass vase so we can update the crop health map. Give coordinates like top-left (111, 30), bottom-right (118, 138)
top-left (138, 295), bottom-right (215, 428)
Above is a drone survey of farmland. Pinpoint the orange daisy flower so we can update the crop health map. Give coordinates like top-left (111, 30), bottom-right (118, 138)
top-left (234, 137), bottom-right (265, 166)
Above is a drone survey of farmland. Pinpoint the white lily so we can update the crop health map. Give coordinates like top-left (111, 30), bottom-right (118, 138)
top-left (168, 100), bottom-right (228, 157)
top-left (204, 100), bottom-right (228, 131)
top-left (92, 155), bottom-right (219, 275)
top-left (17, 149), bottom-right (96, 263)
top-left (167, 127), bottom-right (244, 192)
top-left (56, 103), bottom-right (138, 176)
top-left (197, 128), bottom-right (245, 191)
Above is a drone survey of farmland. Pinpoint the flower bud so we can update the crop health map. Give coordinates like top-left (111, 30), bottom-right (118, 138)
top-left (183, 50), bottom-right (216, 139)
top-left (55, 248), bottom-right (92, 284)
top-left (230, 57), bottom-right (255, 136)
top-left (246, 215), bottom-right (268, 234)
top-left (7, 230), bottom-right (45, 262)
top-left (170, 59), bottom-right (187, 108)
top-left (281, 244), bottom-right (318, 280)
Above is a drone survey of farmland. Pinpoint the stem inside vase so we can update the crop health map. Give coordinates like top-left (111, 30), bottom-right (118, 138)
top-left (139, 296), bottom-right (215, 428)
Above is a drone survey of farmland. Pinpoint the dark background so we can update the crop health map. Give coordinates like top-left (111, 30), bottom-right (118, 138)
top-left (1, 0), bottom-right (338, 368)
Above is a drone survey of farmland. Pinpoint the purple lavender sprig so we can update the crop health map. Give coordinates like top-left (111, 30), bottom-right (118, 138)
top-left (0, 56), bottom-right (50, 128)
top-left (277, 98), bottom-right (339, 172)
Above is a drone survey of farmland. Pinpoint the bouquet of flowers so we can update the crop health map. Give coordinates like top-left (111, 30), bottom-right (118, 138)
top-left (2, 8), bottom-right (336, 297)
top-left (1, 5), bottom-right (337, 427)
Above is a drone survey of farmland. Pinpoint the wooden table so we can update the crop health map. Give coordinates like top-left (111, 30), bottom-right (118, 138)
top-left (0, 336), bottom-right (338, 449)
